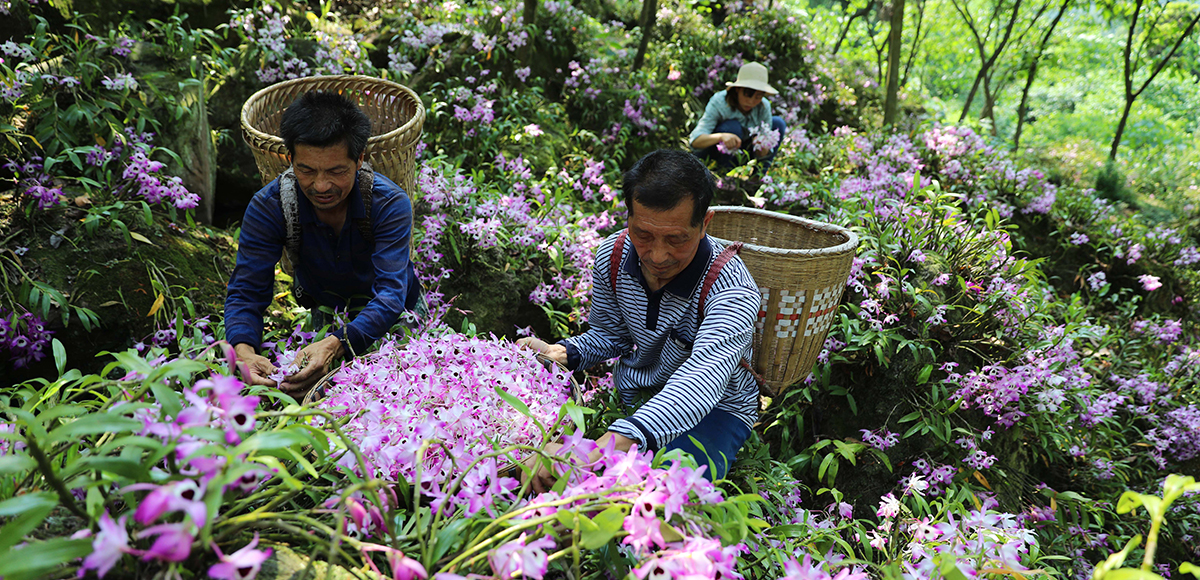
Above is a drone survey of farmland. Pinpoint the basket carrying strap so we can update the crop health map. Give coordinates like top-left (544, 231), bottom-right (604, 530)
top-left (607, 230), bottom-right (765, 388)
top-left (698, 242), bottom-right (766, 388)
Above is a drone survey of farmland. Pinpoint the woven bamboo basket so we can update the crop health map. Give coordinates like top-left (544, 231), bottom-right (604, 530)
top-left (241, 75), bottom-right (425, 193)
top-left (706, 206), bottom-right (859, 395)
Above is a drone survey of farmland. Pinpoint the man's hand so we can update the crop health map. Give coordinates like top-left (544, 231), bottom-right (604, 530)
top-left (282, 335), bottom-right (346, 393)
top-left (521, 432), bottom-right (636, 494)
top-left (516, 337), bottom-right (568, 366)
top-left (234, 343), bottom-right (278, 388)
top-left (522, 442), bottom-right (564, 494)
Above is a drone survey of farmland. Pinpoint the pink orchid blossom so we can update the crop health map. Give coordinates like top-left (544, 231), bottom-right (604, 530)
top-left (208, 534), bottom-right (273, 580)
top-left (488, 533), bottom-right (555, 580)
top-left (78, 512), bottom-right (135, 578)
top-left (139, 523), bottom-right (194, 563)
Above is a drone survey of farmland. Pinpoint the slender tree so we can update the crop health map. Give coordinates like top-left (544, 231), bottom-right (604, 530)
top-left (632, 0), bottom-right (658, 71)
top-left (1012, 0), bottom-right (1071, 148)
top-left (884, 0), bottom-right (906, 125)
top-left (832, 0), bottom-right (879, 54)
top-left (1109, 0), bottom-right (1200, 159)
top-left (951, 0), bottom-right (1027, 122)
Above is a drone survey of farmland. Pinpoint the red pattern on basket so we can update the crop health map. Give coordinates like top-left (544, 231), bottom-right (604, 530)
top-left (773, 290), bottom-right (807, 339)
top-left (755, 287), bottom-right (770, 334)
top-left (805, 285), bottom-right (840, 337)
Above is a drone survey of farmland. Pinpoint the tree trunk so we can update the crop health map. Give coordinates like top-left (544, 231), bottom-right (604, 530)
top-left (883, 0), bottom-right (905, 125)
top-left (981, 76), bottom-right (996, 132)
top-left (1110, 1), bottom-right (1200, 159)
top-left (1110, 99), bottom-right (1134, 160)
top-left (1013, 0), bottom-right (1070, 148)
top-left (958, 70), bottom-right (984, 121)
top-left (1012, 57), bottom-right (1039, 148)
top-left (520, 0), bottom-right (537, 63)
top-left (523, 0), bottom-right (537, 28)
top-left (632, 0), bottom-right (658, 71)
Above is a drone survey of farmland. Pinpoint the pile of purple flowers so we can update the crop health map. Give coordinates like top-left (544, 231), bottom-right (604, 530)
top-left (0, 307), bottom-right (52, 368)
top-left (315, 335), bottom-right (571, 483)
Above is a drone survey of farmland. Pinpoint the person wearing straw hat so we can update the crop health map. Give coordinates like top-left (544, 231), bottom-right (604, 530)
top-left (224, 91), bottom-right (423, 394)
top-left (689, 62), bottom-right (788, 171)
top-left (519, 149), bottom-right (760, 487)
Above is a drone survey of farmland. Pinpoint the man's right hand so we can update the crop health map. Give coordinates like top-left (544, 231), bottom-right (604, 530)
top-left (516, 337), bottom-right (568, 366)
top-left (234, 343), bottom-right (279, 387)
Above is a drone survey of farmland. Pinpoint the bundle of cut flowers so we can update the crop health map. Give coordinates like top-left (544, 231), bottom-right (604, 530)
top-left (750, 121), bottom-right (781, 155)
top-left (314, 334), bottom-right (572, 483)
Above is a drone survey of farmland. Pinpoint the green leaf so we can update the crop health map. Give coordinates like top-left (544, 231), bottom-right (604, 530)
top-left (150, 383), bottom-right (182, 419)
top-left (65, 456), bottom-right (151, 481)
top-left (817, 453), bottom-right (835, 481)
top-left (936, 553), bottom-right (971, 580)
top-left (47, 413), bottom-right (142, 444)
top-left (915, 364), bottom-right (933, 385)
top-left (768, 524), bottom-right (812, 538)
top-left (233, 429), bottom-right (312, 454)
top-left (0, 538), bottom-right (94, 580)
top-left (0, 455), bottom-right (37, 475)
top-left (1116, 491), bottom-right (1158, 515)
top-left (0, 492), bottom-right (57, 517)
top-left (0, 503), bottom-right (55, 554)
top-left (494, 386), bottom-right (533, 418)
top-left (1179, 563), bottom-right (1199, 579)
top-left (581, 506), bottom-right (624, 549)
top-left (52, 339), bottom-right (66, 376)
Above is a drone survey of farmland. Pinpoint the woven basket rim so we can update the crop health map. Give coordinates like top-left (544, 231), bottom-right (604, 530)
top-left (708, 205), bottom-right (859, 257)
top-left (240, 75), bottom-right (426, 149)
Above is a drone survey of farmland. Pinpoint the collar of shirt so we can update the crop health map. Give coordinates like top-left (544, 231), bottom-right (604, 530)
top-left (622, 234), bottom-right (713, 298)
top-left (296, 176), bottom-right (367, 226)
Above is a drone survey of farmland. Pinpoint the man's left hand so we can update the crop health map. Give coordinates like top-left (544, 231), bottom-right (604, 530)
top-left (282, 335), bottom-right (346, 392)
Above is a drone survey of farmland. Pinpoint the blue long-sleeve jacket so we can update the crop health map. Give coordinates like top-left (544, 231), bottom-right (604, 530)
top-left (224, 172), bottom-right (420, 356)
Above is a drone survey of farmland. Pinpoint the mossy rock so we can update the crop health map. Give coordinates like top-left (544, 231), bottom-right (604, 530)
top-left (1, 197), bottom-right (235, 383)
top-left (437, 241), bottom-right (554, 339)
top-left (258, 545), bottom-right (378, 580)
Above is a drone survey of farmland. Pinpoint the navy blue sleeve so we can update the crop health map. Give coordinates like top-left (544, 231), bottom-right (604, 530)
top-left (224, 184), bottom-right (285, 351)
top-left (331, 186), bottom-right (414, 355)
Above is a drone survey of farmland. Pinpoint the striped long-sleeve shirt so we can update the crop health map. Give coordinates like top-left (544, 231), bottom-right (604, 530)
top-left (562, 231), bottom-right (760, 450)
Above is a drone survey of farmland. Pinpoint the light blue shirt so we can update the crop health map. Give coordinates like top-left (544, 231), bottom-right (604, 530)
top-left (689, 89), bottom-right (773, 146)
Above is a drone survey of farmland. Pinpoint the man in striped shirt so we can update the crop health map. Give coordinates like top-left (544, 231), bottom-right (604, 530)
top-left (521, 149), bottom-right (760, 487)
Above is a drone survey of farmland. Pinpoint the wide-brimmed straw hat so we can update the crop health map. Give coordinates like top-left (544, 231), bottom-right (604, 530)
top-left (725, 62), bottom-right (778, 95)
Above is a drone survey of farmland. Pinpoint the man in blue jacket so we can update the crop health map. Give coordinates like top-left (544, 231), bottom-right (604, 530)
top-left (224, 91), bottom-right (421, 392)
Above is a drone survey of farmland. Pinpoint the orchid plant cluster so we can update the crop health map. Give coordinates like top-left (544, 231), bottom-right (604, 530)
top-left (0, 305), bottom-right (52, 368)
top-left (411, 153), bottom-right (619, 334)
top-left (1, 24), bottom-right (199, 214)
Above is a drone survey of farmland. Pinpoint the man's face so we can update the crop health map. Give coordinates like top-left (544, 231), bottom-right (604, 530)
top-left (628, 197), bottom-right (714, 288)
top-left (292, 142), bottom-right (362, 212)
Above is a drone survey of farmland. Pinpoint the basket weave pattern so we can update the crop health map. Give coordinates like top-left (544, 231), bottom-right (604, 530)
top-left (241, 75), bottom-right (425, 193)
top-left (706, 206), bottom-right (859, 394)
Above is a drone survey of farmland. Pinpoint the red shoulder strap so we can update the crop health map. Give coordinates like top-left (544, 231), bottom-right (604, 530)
top-left (696, 241), bottom-right (765, 387)
top-left (697, 241), bottom-right (743, 321)
top-left (609, 229), bottom-right (628, 294)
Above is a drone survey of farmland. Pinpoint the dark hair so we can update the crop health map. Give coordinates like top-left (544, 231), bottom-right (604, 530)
top-left (724, 86), bottom-right (743, 110)
top-left (279, 91), bottom-right (372, 161)
top-left (622, 149), bottom-right (714, 227)
top-left (724, 86), bottom-right (763, 110)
